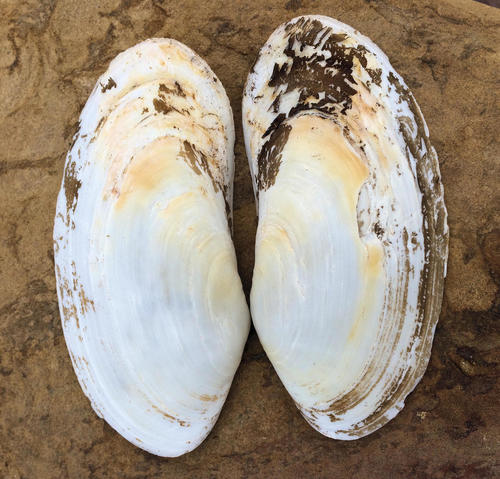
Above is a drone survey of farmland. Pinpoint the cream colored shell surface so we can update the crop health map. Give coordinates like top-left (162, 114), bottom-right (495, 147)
top-left (243, 16), bottom-right (448, 439)
top-left (54, 39), bottom-right (250, 457)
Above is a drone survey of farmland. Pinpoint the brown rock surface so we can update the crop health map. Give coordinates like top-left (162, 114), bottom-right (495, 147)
top-left (0, 0), bottom-right (498, 477)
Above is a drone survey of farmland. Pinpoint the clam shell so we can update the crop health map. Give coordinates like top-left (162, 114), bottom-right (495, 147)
top-left (54, 39), bottom-right (250, 456)
top-left (243, 16), bottom-right (448, 439)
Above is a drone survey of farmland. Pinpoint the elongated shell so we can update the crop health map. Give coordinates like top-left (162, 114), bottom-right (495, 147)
top-left (243, 16), bottom-right (448, 439)
top-left (54, 39), bottom-right (250, 457)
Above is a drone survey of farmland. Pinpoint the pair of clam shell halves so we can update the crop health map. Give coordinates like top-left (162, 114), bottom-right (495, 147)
top-left (54, 16), bottom-right (448, 457)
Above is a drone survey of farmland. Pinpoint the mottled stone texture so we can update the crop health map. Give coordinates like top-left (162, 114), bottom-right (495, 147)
top-left (0, 0), bottom-right (498, 477)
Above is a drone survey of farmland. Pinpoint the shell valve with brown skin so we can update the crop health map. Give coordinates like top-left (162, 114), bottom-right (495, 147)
top-left (54, 39), bottom-right (250, 457)
top-left (243, 15), bottom-right (448, 439)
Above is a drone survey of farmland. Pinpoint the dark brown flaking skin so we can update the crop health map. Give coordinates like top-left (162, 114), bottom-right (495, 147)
top-left (257, 123), bottom-right (292, 193)
top-left (257, 18), bottom-right (383, 191)
top-left (154, 83), bottom-right (183, 115)
top-left (153, 97), bottom-right (175, 115)
top-left (159, 81), bottom-right (186, 98)
top-left (260, 18), bottom-right (381, 142)
top-left (180, 140), bottom-right (220, 193)
top-left (100, 77), bottom-right (117, 93)
top-left (62, 154), bottom-right (81, 227)
top-left (247, 16), bottom-right (448, 439)
top-left (180, 140), bottom-right (232, 231)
